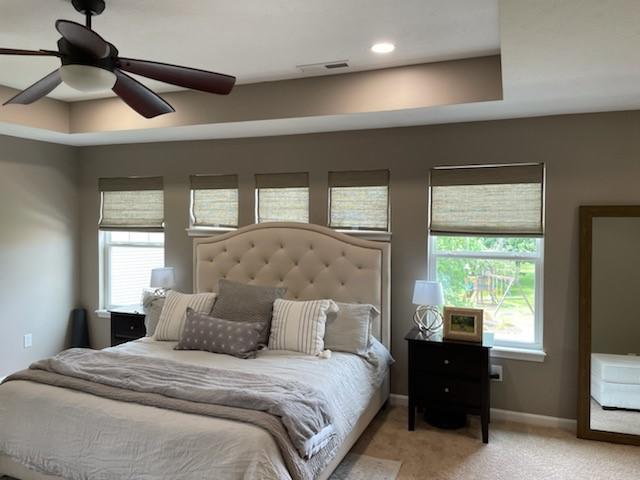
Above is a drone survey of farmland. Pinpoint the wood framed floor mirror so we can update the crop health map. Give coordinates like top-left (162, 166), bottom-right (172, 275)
top-left (578, 205), bottom-right (640, 446)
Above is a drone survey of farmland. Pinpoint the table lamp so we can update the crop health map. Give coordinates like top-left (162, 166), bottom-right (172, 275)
top-left (412, 280), bottom-right (444, 334)
top-left (150, 267), bottom-right (175, 296)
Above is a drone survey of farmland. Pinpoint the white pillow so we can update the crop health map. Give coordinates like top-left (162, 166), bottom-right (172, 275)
top-left (268, 299), bottom-right (338, 355)
top-left (153, 291), bottom-right (217, 341)
top-left (324, 303), bottom-right (380, 357)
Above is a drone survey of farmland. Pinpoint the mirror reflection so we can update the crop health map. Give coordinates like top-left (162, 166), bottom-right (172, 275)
top-left (590, 217), bottom-right (640, 435)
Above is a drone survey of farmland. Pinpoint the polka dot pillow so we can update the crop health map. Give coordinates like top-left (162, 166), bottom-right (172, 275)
top-left (174, 308), bottom-right (264, 359)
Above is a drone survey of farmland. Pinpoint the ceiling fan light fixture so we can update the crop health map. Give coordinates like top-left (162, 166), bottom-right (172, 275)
top-left (1, 1), bottom-right (235, 117)
top-left (60, 64), bottom-right (116, 92)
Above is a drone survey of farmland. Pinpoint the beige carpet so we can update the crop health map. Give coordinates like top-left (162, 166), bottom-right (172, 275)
top-left (350, 406), bottom-right (640, 480)
top-left (590, 397), bottom-right (640, 436)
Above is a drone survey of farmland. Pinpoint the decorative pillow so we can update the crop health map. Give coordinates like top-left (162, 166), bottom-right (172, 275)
top-left (210, 279), bottom-right (286, 345)
top-left (324, 303), bottom-right (380, 357)
top-left (175, 308), bottom-right (264, 359)
top-left (153, 291), bottom-right (217, 341)
top-left (268, 299), bottom-right (339, 355)
top-left (143, 296), bottom-right (165, 337)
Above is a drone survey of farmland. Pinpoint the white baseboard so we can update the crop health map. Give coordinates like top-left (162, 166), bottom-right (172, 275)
top-left (389, 394), bottom-right (576, 432)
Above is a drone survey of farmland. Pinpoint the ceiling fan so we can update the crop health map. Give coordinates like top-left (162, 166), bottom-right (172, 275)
top-left (0, 0), bottom-right (236, 118)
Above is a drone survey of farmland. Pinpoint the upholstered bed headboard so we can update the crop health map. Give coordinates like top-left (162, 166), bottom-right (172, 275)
top-left (193, 222), bottom-right (390, 349)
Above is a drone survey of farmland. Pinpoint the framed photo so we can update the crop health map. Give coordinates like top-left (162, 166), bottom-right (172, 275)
top-left (443, 307), bottom-right (483, 343)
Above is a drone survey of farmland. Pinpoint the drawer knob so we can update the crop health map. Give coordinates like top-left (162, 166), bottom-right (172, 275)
top-left (130, 325), bottom-right (135, 331)
top-left (444, 387), bottom-right (450, 393)
top-left (444, 359), bottom-right (450, 365)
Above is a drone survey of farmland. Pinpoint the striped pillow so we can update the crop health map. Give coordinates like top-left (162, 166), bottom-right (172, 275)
top-left (153, 291), bottom-right (217, 341)
top-left (268, 299), bottom-right (338, 356)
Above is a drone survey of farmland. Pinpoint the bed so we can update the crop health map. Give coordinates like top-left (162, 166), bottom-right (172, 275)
top-left (0, 222), bottom-right (391, 480)
top-left (591, 353), bottom-right (640, 410)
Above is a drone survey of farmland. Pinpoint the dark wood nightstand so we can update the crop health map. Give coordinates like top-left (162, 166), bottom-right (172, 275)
top-left (405, 327), bottom-right (491, 443)
top-left (110, 305), bottom-right (146, 347)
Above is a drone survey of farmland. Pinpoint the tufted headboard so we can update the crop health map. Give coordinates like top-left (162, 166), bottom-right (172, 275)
top-left (193, 222), bottom-right (390, 348)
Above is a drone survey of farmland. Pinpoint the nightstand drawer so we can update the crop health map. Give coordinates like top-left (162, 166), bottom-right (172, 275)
top-left (112, 314), bottom-right (146, 339)
top-left (414, 345), bottom-right (483, 379)
top-left (419, 377), bottom-right (481, 408)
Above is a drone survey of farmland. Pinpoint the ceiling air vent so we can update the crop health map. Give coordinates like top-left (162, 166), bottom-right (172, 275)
top-left (296, 60), bottom-right (350, 74)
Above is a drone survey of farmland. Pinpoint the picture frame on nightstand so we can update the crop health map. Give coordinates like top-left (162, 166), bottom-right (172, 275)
top-left (443, 306), bottom-right (483, 343)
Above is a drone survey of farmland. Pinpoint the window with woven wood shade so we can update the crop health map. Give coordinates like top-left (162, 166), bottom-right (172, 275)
top-left (429, 164), bottom-right (544, 237)
top-left (328, 170), bottom-right (390, 231)
top-left (255, 172), bottom-right (309, 223)
top-left (98, 176), bottom-right (164, 231)
top-left (190, 174), bottom-right (238, 228)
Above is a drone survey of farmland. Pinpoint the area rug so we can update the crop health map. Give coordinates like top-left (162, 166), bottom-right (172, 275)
top-left (329, 453), bottom-right (402, 480)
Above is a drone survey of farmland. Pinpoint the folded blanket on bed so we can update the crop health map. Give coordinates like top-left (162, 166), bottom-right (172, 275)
top-left (3, 348), bottom-right (338, 480)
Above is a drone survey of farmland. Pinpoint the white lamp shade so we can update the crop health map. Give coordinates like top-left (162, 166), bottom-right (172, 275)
top-left (60, 65), bottom-right (117, 93)
top-left (412, 280), bottom-right (444, 306)
top-left (150, 267), bottom-right (175, 289)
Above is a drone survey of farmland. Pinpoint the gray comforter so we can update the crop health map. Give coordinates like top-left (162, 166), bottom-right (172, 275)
top-left (4, 348), bottom-right (338, 480)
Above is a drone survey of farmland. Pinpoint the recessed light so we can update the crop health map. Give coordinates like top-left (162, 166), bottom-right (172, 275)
top-left (371, 42), bottom-right (395, 54)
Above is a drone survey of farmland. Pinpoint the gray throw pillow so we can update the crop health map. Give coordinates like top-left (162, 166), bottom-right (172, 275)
top-left (144, 296), bottom-right (165, 337)
top-left (324, 302), bottom-right (380, 357)
top-left (175, 308), bottom-right (264, 359)
top-left (211, 279), bottom-right (286, 345)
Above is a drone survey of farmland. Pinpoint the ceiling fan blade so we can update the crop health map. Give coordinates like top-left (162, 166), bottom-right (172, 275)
top-left (112, 69), bottom-right (175, 119)
top-left (55, 20), bottom-right (110, 58)
top-left (0, 48), bottom-right (59, 57)
top-left (118, 58), bottom-right (235, 95)
top-left (3, 70), bottom-right (62, 105)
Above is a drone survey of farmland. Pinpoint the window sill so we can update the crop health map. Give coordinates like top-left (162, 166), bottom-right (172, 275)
top-left (490, 345), bottom-right (546, 362)
top-left (95, 309), bottom-right (111, 319)
top-left (187, 227), bottom-right (237, 237)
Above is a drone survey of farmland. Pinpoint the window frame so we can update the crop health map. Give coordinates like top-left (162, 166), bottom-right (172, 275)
top-left (427, 234), bottom-right (544, 351)
top-left (100, 231), bottom-right (165, 310)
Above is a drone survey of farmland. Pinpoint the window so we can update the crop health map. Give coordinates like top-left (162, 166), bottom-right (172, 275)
top-left (428, 164), bottom-right (544, 349)
top-left (256, 172), bottom-right (309, 223)
top-left (190, 174), bottom-right (238, 229)
top-left (329, 170), bottom-right (390, 231)
top-left (102, 231), bottom-right (165, 309)
top-left (98, 177), bottom-right (164, 230)
top-left (428, 236), bottom-right (543, 347)
top-left (98, 176), bottom-right (165, 309)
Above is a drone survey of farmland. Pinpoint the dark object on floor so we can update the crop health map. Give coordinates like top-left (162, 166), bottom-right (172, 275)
top-left (423, 409), bottom-right (467, 430)
top-left (70, 308), bottom-right (90, 348)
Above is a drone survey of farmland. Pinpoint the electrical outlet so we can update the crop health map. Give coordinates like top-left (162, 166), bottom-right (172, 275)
top-left (23, 334), bottom-right (32, 348)
top-left (490, 364), bottom-right (503, 382)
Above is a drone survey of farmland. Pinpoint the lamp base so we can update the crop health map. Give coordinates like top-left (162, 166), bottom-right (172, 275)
top-left (413, 305), bottom-right (443, 335)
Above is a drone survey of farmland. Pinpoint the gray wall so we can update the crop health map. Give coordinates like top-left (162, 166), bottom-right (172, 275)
top-left (592, 217), bottom-right (640, 355)
top-left (0, 135), bottom-right (79, 378)
top-left (77, 110), bottom-right (640, 420)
